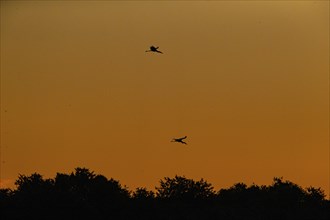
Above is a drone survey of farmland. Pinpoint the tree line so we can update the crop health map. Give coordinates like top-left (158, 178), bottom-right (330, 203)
top-left (0, 167), bottom-right (329, 220)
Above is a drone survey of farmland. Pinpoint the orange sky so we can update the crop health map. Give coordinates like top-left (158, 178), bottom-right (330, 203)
top-left (1, 1), bottom-right (329, 196)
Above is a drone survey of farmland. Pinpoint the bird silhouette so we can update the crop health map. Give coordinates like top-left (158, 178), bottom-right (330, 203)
top-left (145, 46), bottom-right (163, 54)
top-left (171, 136), bottom-right (187, 145)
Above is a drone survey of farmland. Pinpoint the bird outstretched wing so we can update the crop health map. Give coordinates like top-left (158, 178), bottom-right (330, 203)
top-left (180, 136), bottom-right (187, 140)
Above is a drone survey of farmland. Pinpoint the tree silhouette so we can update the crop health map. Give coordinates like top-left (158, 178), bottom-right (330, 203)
top-left (0, 168), bottom-right (329, 220)
top-left (305, 186), bottom-right (326, 204)
top-left (15, 173), bottom-right (54, 193)
top-left (53, 167), bottom-right (131, 219)
top-left (156, 175), bottom-right (215, 201)
top-left (14, 173), bottom-right (55, 204)
top-left (133, 187), bottom-right (155, 200)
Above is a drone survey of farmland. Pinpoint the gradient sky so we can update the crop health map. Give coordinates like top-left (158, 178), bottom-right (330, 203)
top-left (1, 1), bottom-right (329, 196)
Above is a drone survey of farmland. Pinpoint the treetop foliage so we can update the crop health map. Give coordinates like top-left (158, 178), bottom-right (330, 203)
top-left (1, 167), bottom-right (329, 220)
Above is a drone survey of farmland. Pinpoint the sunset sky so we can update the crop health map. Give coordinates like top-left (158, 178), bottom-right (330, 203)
top-left (1, 1), bottom-right (329, 196)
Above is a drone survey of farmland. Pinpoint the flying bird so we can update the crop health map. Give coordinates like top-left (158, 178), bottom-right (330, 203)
top-left (171, 136), bottom-right (187, 145)
top-left (145, 46), bottom-right (163, 54)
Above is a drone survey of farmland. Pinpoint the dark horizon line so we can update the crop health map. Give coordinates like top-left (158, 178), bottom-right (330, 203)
top-left (1, 167), bottom-right (328, 199)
